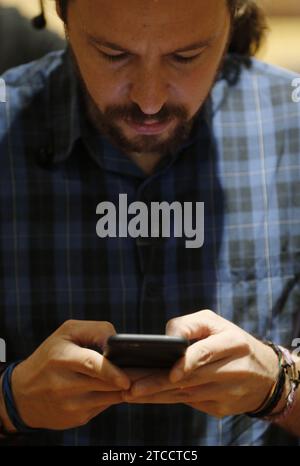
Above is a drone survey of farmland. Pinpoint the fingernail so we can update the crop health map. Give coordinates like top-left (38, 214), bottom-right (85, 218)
top-left (170, 369), bottom-right (184, 383)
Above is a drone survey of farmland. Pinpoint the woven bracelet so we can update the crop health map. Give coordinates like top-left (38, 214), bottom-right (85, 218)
top-left (264, 346), bottom-right (300, 423)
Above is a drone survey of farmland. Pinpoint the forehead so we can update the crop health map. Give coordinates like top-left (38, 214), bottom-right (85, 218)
top-left (75, 0), bottom-right (228, 47)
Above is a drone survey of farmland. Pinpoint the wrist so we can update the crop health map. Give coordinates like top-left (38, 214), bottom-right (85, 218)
top-left (247, 341), bottom-right (279, 415)
top-left (247, 341), bottom-right (287, 418)
top-left (0, 373), bottom-right (17, 434)
top-left (264, 347), bottom-right (300, 423)
top-left (247, 342), bottom-right (300, 422)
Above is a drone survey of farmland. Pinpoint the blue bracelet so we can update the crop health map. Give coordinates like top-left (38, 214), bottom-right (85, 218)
top-left (2, 362), bottom-right (39, 433)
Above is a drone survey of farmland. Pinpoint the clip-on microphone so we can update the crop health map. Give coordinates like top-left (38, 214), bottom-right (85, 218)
top-left (32, 0), bottom-right (46, 29)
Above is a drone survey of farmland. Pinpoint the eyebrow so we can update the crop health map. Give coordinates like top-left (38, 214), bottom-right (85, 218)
top-left (87, 34), bottom-right (214, 54)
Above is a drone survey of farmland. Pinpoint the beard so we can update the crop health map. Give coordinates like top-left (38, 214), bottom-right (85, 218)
top-left (67, 43), bottom-right (225, 158)
top-left (84, 92), bottom-right (197, 158)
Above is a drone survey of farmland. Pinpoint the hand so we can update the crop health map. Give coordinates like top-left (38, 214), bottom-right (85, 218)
top-left (123, 310), bottom-right (279, 418)
top-left (4, 320), bottom-right (133, 431)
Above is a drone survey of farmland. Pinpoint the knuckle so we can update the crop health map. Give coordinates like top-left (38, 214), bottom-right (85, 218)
top-left (82, 356), bottom-right (96, 373)
top-left (61, 319), bottom-right (78, 332)
top-left (196, 344), bottom-right (213, 366)
top-left (201, 309), bottom-right (216, 319)
top-left (166, 318), bottom-right (180, 334)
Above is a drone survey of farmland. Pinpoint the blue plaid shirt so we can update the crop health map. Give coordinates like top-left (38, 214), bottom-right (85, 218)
top-left (0, 49), bottom-right (300, 445)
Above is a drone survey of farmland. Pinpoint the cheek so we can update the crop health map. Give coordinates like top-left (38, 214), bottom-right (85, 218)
top-left (180, 50), bottom-right (226, 115)
top-left (80, 55), bottom-right (122, 105)
top-left (84, 70), bottom-right (121, 106)
top-left (176, 68), bottom-right (214, 115)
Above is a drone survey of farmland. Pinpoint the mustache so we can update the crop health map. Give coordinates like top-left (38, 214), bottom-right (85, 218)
top-left (103, 104), bottom-right (189, 125)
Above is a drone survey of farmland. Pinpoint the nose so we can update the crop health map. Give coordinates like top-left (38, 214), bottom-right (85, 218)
top-left (129, 64), bottom-right (169, 116)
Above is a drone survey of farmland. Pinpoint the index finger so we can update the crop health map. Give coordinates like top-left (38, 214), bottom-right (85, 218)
top-left (169, 331), bottom-right (247, 383)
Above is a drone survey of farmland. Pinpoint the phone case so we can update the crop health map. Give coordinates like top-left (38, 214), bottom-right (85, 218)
top-left (103, 334), bottom-right (189, 368)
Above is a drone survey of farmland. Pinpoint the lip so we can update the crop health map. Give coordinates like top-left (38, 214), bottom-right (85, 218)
top-left (125, 118), bottom-right (172, 135)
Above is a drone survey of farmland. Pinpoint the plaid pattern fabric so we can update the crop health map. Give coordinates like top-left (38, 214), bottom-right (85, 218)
top-left (0, 49), bottom-right (300, 445)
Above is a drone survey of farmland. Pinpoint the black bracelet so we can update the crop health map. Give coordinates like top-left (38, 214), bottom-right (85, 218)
top-left (0, 362), bottom-right (20, 438)
top-left (247, 367), bottom-right (286, 418)
top-left (246, 342), bottom-right (286, 418)
top-left (2, 362), bottom-right (39, 433)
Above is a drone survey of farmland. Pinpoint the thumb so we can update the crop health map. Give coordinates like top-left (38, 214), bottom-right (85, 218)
top-left (55, 320), bottom-right (131, 389)
top-left (58, 319), bottom-right (116, 348)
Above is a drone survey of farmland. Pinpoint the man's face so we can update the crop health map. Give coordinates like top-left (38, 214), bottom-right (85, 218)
top-left (60, 0), bottom-right (231, 157)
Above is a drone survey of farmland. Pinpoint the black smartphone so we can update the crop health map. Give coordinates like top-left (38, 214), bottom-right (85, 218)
top-left (103, 334), bottom-right (189, 368)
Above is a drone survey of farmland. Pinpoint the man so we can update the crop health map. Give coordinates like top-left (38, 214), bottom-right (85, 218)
top-left (0, 0), bottom-right (300, 446)
top-left (0, 5), bottom-right (65, 74)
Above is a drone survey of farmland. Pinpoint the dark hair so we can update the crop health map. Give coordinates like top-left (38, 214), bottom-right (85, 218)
top-left (58, 0), bottom-right (267, 83)
top-left (227, 0), bottom-right (267, 56)
top-left (225, 0), bottom-right (268, 83)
